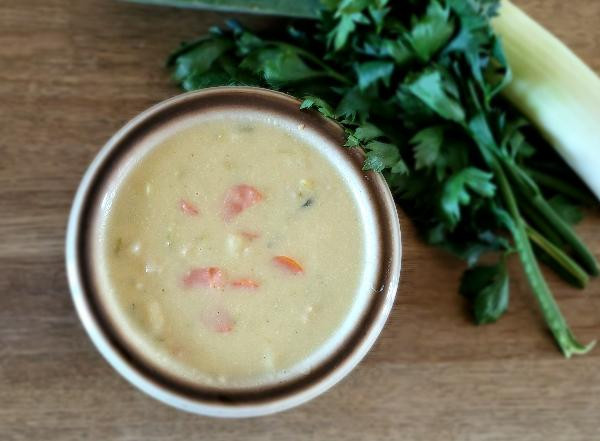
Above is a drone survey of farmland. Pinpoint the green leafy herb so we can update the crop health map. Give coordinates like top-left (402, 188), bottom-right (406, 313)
top-left (167, 0), bottom-right (598, 356)
top-left (355, 60), bottom-right (394, 90)
top-left (441, 167), bottom-right (496, 227)
top-left (363, 140), bottom-right (406, 173)
top-left (411, 126), bottom-right (444, 170)
top-left (406, 0), bottom-right (455, 62)
top-left (405, 70), bottom-right (465, 123)
top-left (460, 261), bottom-right (509, 324)
top-left (300, 96), bottom-right (335, 118)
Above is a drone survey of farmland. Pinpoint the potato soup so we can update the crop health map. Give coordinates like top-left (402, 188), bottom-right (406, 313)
top-left (97, 113), bottom-right (373, 387)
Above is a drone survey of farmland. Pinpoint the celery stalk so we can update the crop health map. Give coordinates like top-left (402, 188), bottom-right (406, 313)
top-left (493, 0), bottom-right (600, 201)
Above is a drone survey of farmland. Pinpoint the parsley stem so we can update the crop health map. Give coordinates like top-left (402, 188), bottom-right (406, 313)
top-left (524, 168), bottom-right (596, 205)
top-left (502, 159), bottom-right (599, 276)
top-left (531, 194), bottom-right (599, 276)
top-left (517, 198), bottom-right (564, 247)
top-left (526, 224), bottom-right (589, 289)
top-left (492, 158), bottom-right (594, 357)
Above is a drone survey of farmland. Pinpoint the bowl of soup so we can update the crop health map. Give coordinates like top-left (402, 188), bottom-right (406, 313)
top-left (66, 87), bottom-right (401, 417)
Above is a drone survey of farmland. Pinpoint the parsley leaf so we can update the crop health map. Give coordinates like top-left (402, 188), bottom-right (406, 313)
top-left (336, 86), bottom-right (374, 121)
top-left (411, 126), bottom-right (444, 170)
top-left (363, 140), bottom-right (406, 173)
top-left (362, 35), bottom-right (413, 65)
top-left (406, 0), bottom-right (455, 62)
top-left (460, 262), bottom-right (510, 324)
top-left (355, 60), bottom-right (395, 90)
top-left (355, 122), bottom-right (384, 141)
top-left (241, 47), bottom-right (323, 86)
top-left (328, 11), bottom-right (369, 51)
top-left (300, 95), bottom-right (335, 118)
top-left (405, 70), bottom-right (465, 123)
top-left (170, 38), bottom-right (234, 82)
top-left (441, 167), bottom-right (496, 227)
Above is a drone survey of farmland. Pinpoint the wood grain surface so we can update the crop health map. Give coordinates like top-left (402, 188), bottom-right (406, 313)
top-left (1, 1), bottom-right (599, 439)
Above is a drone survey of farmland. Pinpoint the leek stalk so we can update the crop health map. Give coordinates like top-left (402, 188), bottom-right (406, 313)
top-left (494, 0), bottom-right (600, 201)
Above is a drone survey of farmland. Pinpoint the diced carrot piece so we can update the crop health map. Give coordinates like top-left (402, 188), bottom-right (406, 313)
top-left (230, 278), bottom-right (260, 289)
top-left (201, 308), bottom-right (234, 333)
top-left (223, 184), bottom-right (262, 222)
top-left (214, 318), bottom-right (233, 333)
top-left (179, 199), bottom-right (199, 216)
top-left (240, 231), bottom-right (261, 240)
top-left (183, 267), bottom-right (225, 289)
top-left (272, 256), bottom-right (304, 274)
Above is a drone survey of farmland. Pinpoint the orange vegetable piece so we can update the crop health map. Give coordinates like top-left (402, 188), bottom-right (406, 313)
top-left (179, 199), bottom-right (199, 216)
top-left (272, 256), bottom-right (304, 274)
top-left (240, 231), bottom-right (261, 240)
top-left (183, 267), bottom-right (225, 289)
top-left (223, 184), bottom-right (262, 222)
top-left (230, 278), bottom-right (260, 289)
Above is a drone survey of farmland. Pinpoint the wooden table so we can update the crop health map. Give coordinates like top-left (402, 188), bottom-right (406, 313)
top-left (2, 1), bottom-right (599, 439)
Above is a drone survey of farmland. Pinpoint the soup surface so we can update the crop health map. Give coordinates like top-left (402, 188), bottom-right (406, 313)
top-left (98, 114), bottom-right (367, 386)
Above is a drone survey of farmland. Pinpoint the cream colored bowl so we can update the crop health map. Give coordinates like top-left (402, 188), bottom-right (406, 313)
top-left (65, 87), bottom-right (401, 417)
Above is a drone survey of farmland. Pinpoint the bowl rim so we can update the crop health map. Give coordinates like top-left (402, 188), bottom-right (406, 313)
top-left (65, 86), bottom-right (401, 418)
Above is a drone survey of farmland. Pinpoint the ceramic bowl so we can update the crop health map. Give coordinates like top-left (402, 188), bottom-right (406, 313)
top-left (65, 87), bottom-right (401, 417)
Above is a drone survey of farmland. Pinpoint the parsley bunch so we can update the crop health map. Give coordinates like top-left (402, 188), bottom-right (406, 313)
top-left (167, 0), bottom-right (599, 356)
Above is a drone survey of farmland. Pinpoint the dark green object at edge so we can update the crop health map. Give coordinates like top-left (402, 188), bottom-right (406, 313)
top-left (124, 0), bottom-right (321, 18)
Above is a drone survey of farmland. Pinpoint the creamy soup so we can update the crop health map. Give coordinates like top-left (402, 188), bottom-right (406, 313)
top-left (98, 114), bottom-right (370, 387)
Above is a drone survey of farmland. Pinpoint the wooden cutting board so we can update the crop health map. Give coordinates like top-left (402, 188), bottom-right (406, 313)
top-left (1, 1), bottom-right (599, 439)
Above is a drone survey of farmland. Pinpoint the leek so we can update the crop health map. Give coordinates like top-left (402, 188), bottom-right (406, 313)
top-left (494, 0), bottom-right (600, 201)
